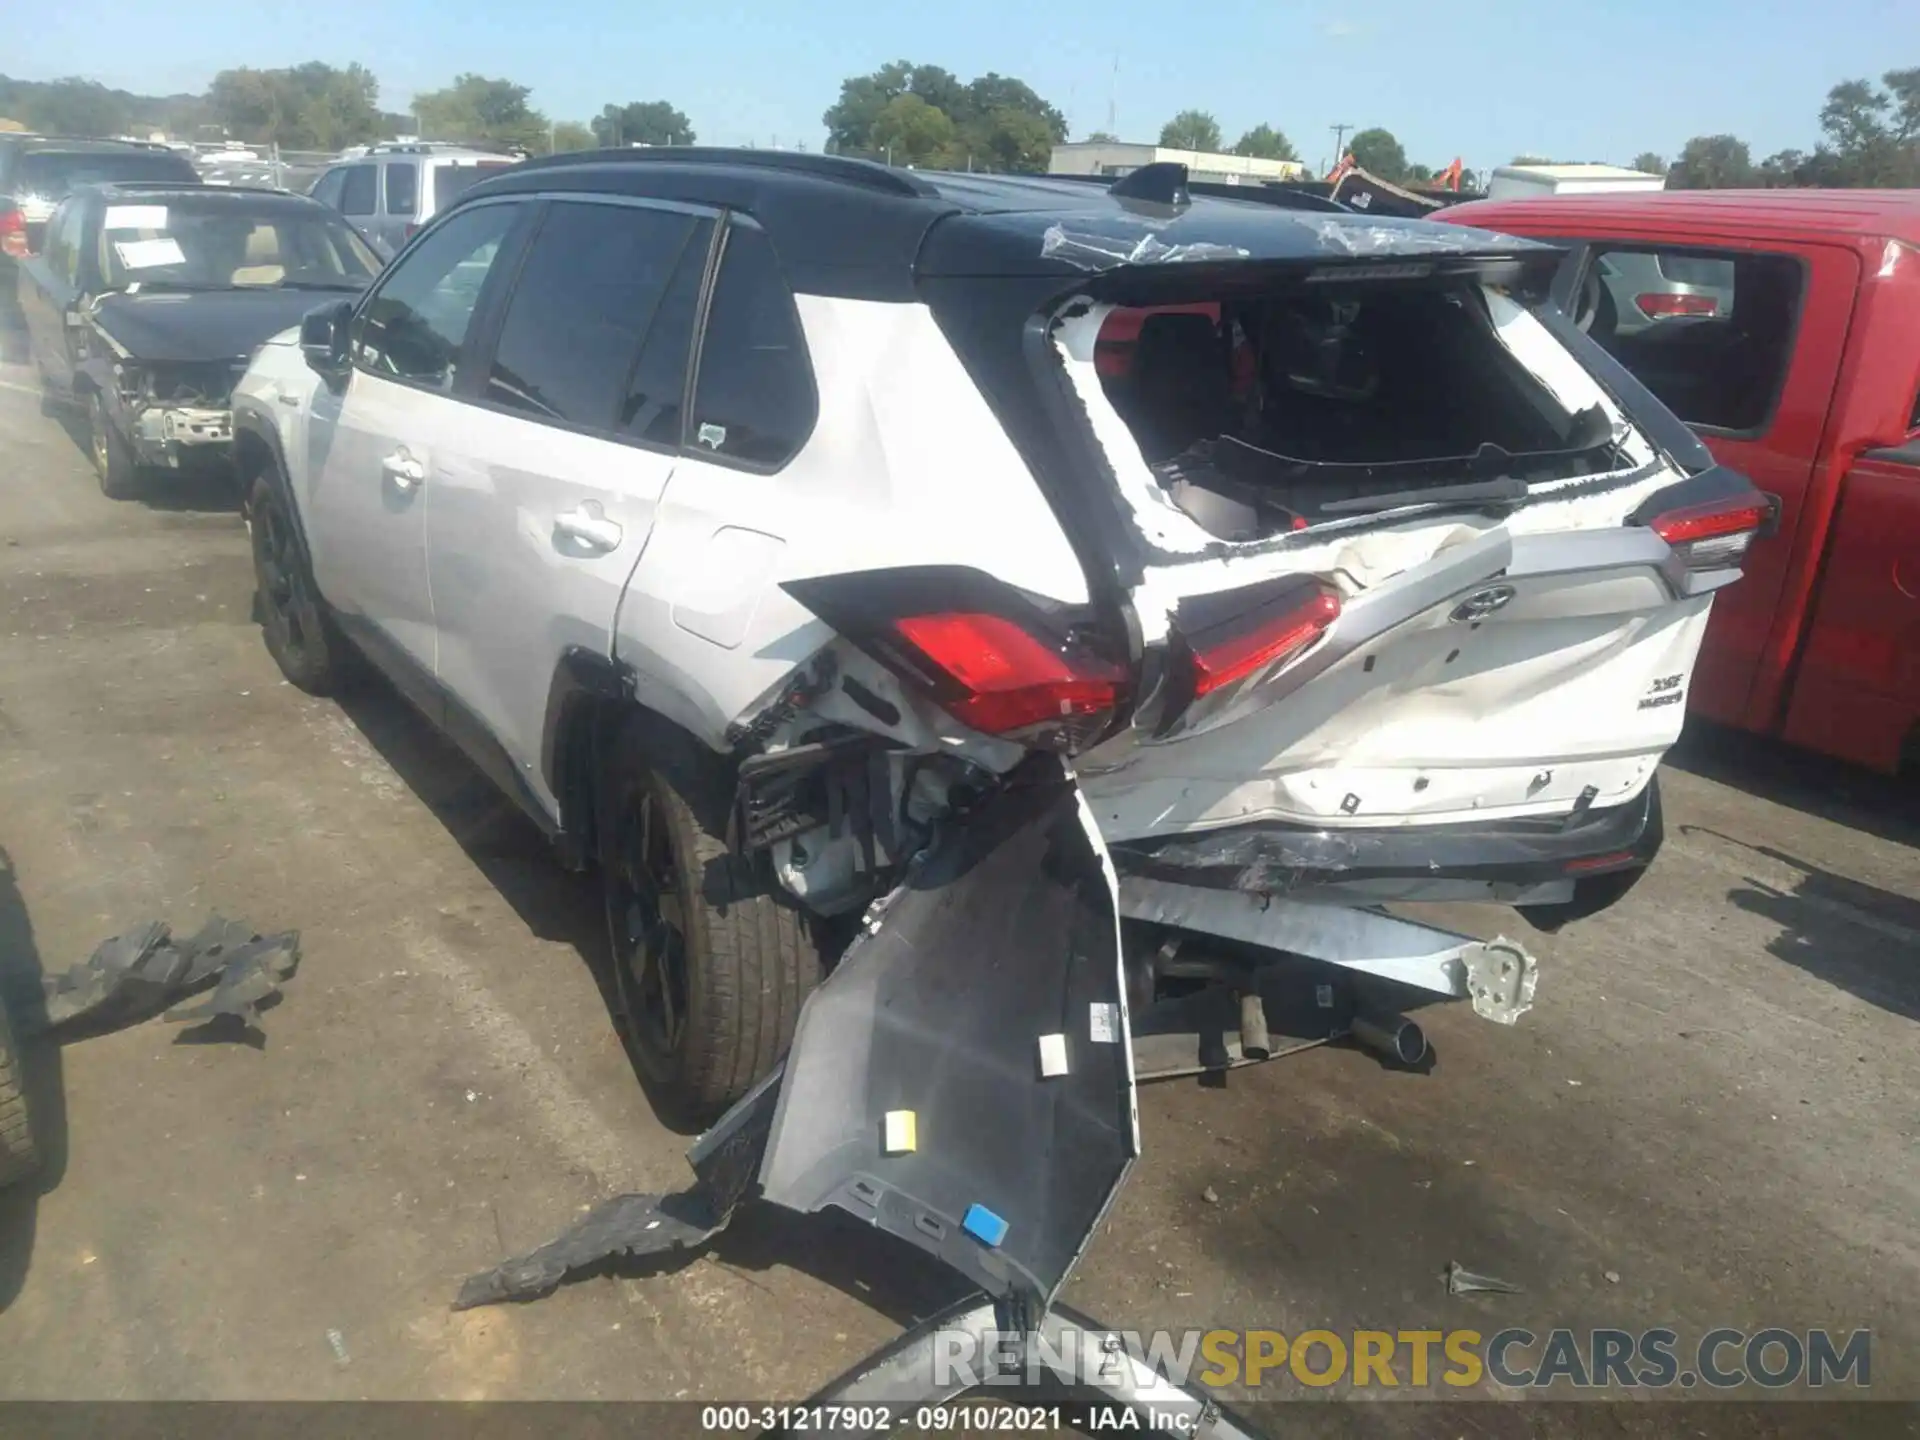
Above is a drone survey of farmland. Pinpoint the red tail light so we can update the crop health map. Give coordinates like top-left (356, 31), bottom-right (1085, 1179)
top-left (0, 209), bottom-right (27, 261)
top-left (1635, 292), bottom-right (1717, 319)
top-left (1189, 586), bottom-right (1341, 697)
top-left (889, 612), bottom-right (1123, 739)
top-left (1648, 494), bottom-right (1777, 571)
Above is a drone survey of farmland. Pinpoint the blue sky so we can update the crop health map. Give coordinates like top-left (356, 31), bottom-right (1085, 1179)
top-left (12, 0), bottom-right (1918, 173)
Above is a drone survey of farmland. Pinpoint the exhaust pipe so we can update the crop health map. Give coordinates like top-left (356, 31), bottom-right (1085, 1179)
top-left (1238, 991), bottom-right (1271, 1060)
top-left (1348, 1010), bottom-right (1428, 1066)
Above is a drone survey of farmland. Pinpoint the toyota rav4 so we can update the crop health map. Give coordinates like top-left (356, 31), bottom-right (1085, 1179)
top-left (231, 149), bottom-right (1770, 1318)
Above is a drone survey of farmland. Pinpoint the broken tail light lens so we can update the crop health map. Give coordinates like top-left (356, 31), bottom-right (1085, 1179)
top-left (1188, 586), bottom-right (1342, 697)
top-left (780, 567), bottom-right (1132, 755)
top-left (1143, 579), bottom-right (1343, 740)
top-left (1635, 292), bottom-right (1718, 319)
top-left (0, 210), bottom-right (26, 261)
top-left (1648, 494), bottom-right (1778, 571)
top-left (888, 611), bottom-right (1124, 745)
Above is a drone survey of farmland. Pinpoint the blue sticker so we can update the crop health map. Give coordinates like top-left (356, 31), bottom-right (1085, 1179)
top-left (962, 1203), bottom-right (1009, 1248)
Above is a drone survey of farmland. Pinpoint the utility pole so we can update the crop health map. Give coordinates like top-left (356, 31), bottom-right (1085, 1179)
top-left (1330, 122), bottom-right (1354, 161)
top-left (1108, 56), bottom-right (1118, 137)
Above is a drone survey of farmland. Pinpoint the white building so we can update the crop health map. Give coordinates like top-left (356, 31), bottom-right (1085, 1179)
top-left (1049, 141), bottom-right (1306, 186)
top-left (1484, 163), bottom-right (1666, 200)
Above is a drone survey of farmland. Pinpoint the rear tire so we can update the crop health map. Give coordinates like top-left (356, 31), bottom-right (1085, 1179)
top-left (599, 719), bottom-right (822, 1124)
top-left (248, 473), bottom-right (341, 695)
top-left (87, 391), bottom-right (142, 501)
top-left (0, 991), bottom-right (43, 1190)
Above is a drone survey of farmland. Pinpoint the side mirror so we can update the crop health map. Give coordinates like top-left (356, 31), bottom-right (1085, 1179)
top-left (300, 299), bottom-right (353, 382)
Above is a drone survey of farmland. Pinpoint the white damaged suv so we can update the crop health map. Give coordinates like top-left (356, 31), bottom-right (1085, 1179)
top-left (232, 150), bottom-right (1770, 1315)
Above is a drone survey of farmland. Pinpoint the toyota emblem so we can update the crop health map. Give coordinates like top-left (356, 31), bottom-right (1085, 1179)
top-left (1450, 584), bottom-right (1517, 622)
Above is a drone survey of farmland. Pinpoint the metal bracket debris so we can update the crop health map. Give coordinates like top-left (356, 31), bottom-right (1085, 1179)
top-left (1461, 938), bottom-right (1538, 1025)
top-left (1446, 1260), bottom-right (1522, 1296)
top-left (39, 916), bottom-right (301, 1039)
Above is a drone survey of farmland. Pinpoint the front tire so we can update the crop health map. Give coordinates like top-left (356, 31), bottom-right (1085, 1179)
top-left (87, 391), bottom-right (141, 500)
top-left (248, 473), bottom-right (341, 695)
top-left (599, 721), bottom-right (821, 1124)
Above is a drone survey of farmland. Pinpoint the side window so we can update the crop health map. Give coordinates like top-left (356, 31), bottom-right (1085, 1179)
top-left (310, 168), bottom-right (346, 209)
top-left (42, 202), bottom-right (81, 286)
top-left (619, 225), bottom-right (712, 446)
top-left (686, 223), bottom-right (817, 467)
top-left (339, 164), bottom-right (378, 218)
top-left (384, 161), bottom-right (418, 219)
top-left (1582, 244), bottom-right (1802, 435)
top-left (483, 201), bottom-right (704, 430)
top-left (352, 203), bottom-right (520, 391)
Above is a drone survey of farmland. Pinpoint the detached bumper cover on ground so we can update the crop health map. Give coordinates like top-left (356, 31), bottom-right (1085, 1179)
top-left (459, 769), bottom-right (1137, 1317)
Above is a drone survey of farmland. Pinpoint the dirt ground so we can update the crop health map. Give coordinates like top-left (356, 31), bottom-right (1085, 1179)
top-left (0, 346), bottom-right (1916, 1427)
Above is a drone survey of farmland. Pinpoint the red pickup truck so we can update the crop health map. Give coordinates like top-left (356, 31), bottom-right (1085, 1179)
top-left (1437, 190), bottom-right (1920, 777)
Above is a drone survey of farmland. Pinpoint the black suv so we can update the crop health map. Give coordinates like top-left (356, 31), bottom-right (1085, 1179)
top-left (1, 135), bottom-right (200, 346)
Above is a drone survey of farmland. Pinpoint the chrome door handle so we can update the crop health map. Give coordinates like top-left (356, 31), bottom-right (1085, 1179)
top-left (380, 450), bottom-right (426, 491)
top-left (553, 504), bottom-right (623, 552)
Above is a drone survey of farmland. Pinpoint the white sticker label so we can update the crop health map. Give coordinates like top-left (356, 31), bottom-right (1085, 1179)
top-left (695, 422), bottom-right (727, 450)
top-left (1088, 1002), bottom-right (1119, 1044)
top-left (103, 205), bottom-right (168, 231)
top-left (114, 238), bottom-right (187, 270)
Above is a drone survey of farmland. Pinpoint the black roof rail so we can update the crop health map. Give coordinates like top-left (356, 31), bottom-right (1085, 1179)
top-left (508, 145), bottom-right (942, 199)
top-left (86, 179), bottom-right (211, 192)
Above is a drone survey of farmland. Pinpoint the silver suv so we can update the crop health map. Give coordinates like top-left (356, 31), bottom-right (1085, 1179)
top-left (307, 143), bottom-right (516, 256)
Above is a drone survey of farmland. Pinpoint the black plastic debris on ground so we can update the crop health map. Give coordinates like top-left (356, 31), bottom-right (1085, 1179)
top-left (39, 916), bottom-right (301, 1042)
top-left (455, 1061), bottom-right (782, 1310)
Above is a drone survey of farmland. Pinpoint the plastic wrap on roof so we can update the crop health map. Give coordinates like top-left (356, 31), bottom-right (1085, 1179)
top-left (1041, 222), bottom-right (1251, 270)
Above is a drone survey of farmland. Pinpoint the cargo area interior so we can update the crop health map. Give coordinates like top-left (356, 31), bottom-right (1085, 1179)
top-left (1096, 279), bottom-right (1626, 542)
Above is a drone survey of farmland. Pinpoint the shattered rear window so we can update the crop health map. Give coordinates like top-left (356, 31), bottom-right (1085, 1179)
top-left (1088, 281), bottom-right (1619, 539)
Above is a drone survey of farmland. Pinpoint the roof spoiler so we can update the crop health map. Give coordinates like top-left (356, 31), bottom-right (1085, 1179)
top-left (1108, 161), bottom-right (1190, 208)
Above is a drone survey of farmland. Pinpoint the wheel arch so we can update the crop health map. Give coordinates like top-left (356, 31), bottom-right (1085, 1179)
top-left (542, 649), bottom-right (740, 873)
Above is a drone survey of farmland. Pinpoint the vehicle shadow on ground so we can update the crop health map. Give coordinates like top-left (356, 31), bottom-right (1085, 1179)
top-left (1665, 720), bottom-right (1920, 851)
top-left (1718, 842), bottom-right (1920, 1023)
top-left (0, 846), bottom-right (68, 1313)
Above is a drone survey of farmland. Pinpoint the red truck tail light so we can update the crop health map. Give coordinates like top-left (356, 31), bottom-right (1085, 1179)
top-left (1649, 494), bottom-right (1778, 570)
top-left (1635, 292), bottom-right (1718, 320)
top-left (0, 209), bottom-right (27, 260)
top-left (1188, 587), bottom-right (1342, 697)
top-left (890, 612), bottom-right (1124, 739)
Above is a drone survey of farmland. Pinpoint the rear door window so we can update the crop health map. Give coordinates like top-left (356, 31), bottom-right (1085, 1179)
top-left (339, 164), bottom-right (378, 218)
top-left (434, 162), bottom-right (512, 209)
top-left (1579, 244), bottom-right (1802, 434)
top-left (309, 168), bottom-right (347, 209)
top-left (353, 202), bottom-right (522, 391)
top-left (482, 200), bottom-right (704, 431)
top-left (383, 162), bottom-right (418, 219)
top-left (685, 222), bottom-right (817, 467)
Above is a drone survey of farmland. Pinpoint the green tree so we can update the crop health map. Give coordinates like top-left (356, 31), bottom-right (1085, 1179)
top-left (207, 63), bottom-right (381, 149)
top-left (1348, 127), bottom-right (1408, 181)
top-left (1818, 71), bottom-right (1919, 186)
top-left (592, 100), bottom-right (694, 148)
top-left (1510, 152), bottom-right (1551, 165)
top-left (415, 74), bottom-right (547, 151)
top-left (1631, 151), bottom-right (1668, 176)
top-left (20, 77), bottom-right (129, 136)
top-left (1232, 124), bottom-right (1298, 161)
top-left (1082, 130), bottom-right (1119, 143)
top-left (1159, 110), bottom-right (1222, 151)
top-left (823, 62), bottom-right (1064, 171)
top-left (550, 121), bottom-right (595, 152)
top-left (1668, 134), bottom-right (1754, 189)
top-left (870, 93), bottom-right (957, 167)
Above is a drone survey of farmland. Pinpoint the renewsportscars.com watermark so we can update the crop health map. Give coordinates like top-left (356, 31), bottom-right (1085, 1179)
top-left (934, 1326), bottom-right (1873, 1392)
